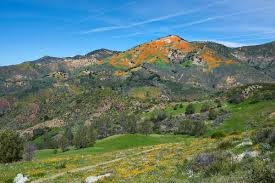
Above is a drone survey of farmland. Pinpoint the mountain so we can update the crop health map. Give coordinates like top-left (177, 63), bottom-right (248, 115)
top-left (0, 35), bottom-right (274, 130)
top-left (0, 49), bottom-right (119, 95)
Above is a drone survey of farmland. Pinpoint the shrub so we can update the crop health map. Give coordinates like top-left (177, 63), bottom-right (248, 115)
top-left (150, 110), bottom-right (167, 123)
top-left (55, 161), bottom-right (67, 169)
top-left (0, 130), bottom-right (24, 163)
top-left (208, 109), bottom-right (218, 120)
top-left (217, 140), bottom-right (233, 150)
top-left (185, 103), bottom-right (195, 115)
top-left (73, 124), bottom-right (97, 149)
top-left (58, 134), bottom-right (69, 152)
top-left (246, 160), bottom-right (274, 183)
top-left (189, 151), bottom-right (235, 177)
top-left (260, 143), bottom-right (271, 152)
top-left (200, 103), bottom-right (210, 112)
top-left (215, 99), bottom-right (222, 108)
top-left (211, 131), bottom-right (226, 139)
top-left (228, 94), bottom-right (244, 104)
top-left (138, 119), bottom-right (154, 136)
top-left (253, 128), bottom-right (273, 144)
top-left (178, 120), bottom-right (207, 136)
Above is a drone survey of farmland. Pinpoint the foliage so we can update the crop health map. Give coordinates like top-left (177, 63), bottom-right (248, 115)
top-left (73, 125), bottom-right (97, 149)
top-left (217, 140), bottom-right (233, 150)
top-left (246, 160), bottom-right (275, 183)
top-left (0, 130), bottom-right (24, 163)
top-left (64, 126), bottom-right (73, 145)
top-left (178, 120), bottom-right (207, 136)
top-left (138, 119), bottom-right (154, 136)
top-left (211, 131), bottom-right (226, 139)
top-left (200, 102), bottom-right (210, 112)
top-left (57, 134), bottom-right (69, 152)
top-left (209, 109), bottom-right (218, 120)
top-left (253, 127), bottom-right (275, 145)
top-left (185, 103), bottom-right (195, 115)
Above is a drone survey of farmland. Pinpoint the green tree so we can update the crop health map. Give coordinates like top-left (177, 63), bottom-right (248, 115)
top-left (185, 103), bottom-right (195, 115)
top-left (0, 130), bottom-right (24, 163)
top-left (138, 119), bottom-right (154, 136)
top-left (73, 126), bottom-right (88, 149)
top-left (86, 125), bottom-right (96, 147)
top-left (64, 127), bottom-right (73, 145)
top-left (58, 134), bottom-right (69, 152)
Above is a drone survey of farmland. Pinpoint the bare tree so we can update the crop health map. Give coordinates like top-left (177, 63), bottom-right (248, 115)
top-left (23, 142), bottom-right (36, 161)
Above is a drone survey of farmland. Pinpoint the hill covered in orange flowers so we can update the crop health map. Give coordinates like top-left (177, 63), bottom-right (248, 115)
top-left (106, 35), bottom-right (236, 74)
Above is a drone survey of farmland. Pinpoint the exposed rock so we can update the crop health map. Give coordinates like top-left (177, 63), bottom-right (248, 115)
top-left (85, 173), bottom-right (111, 183)
top-left (194, 152), bottom-right (215, 167)
top-left (13, 174), bottom-right (29, 183)
top-left (21, 119), bottom-right (65, 136)
top-left (236, 139), bottom-right (253, 148)
top-left (235, 151), bottom-right (259, 161)
top-left (269, 112), bottom-right (275, 120)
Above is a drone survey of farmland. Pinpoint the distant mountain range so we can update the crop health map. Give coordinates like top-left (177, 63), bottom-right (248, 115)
top-left (0, 35), bottom-right (274, 129)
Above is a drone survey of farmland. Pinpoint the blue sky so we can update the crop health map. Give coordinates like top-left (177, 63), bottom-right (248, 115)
top-left (1, 0), bottom-right (275, 66)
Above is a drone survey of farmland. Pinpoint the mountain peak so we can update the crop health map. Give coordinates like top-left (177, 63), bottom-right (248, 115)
top-left (155, 35), bottom-right (187, 44)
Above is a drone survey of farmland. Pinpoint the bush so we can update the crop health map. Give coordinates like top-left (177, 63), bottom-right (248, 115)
top-left (185, 103), bottom-right (195, 115)
top-left (200, 103), bottom-right (210, 112)
top-left (0, 130), bottom-right (24, 163)
top-left (228, 94), bottom-right (244, 104)
top-left (55, 161), bottom-right (67, 169)
top-left (178, 120), bottom-right (207, 136)
top-left (217, 140), bottom-right (233, 150)
top-left (253, 127), bottom-right (275, 145)
top-left (208, 109), bottom-right (218, 120)
top-left (189, 151), bottom-right (235, 177)
top-left (246, 160), bottom-right (275, 183)
top-left (215, 99), bottom-right (222, 108)
top-left (138, 119), bottom-right (154, 136)
top-left (73, 125), bottom-right (97, 149)
top-left (211, 131), bottom-right (226, 139)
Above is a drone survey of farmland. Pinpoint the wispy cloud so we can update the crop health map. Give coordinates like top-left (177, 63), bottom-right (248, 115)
top-left (172, 6), bottom-right (275, 29)
top-left (112, 32), bottom-right (145, 38)
top-left (82, 0), bottom-right (226, 34)
top-left (205, 40), bottom-right (249, 47)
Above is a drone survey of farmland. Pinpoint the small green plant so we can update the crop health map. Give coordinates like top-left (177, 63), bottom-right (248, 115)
top-left (208, 109), bottom-right (218, 120)
top-left (55, 161), bottom-right (67, 169)
top-left (211, 131), bottom-right (226, 139)
top-left (217, 140), bottom-right (233, 150)
top-left (200, 103), bottom-right (210, 112)
top-left (185, 103), bottom-right (195, 115)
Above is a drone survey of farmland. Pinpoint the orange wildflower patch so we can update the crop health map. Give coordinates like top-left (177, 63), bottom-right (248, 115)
top-left (113, 70), bottom-right (128, 77)
top-left (200, 49), bottom-right (236, 70)
top-left (108, 36), bottom-right (196, 68)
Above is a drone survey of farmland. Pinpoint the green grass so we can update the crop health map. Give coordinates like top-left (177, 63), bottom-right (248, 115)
top-left (35, 134), bottom-right (191, 159)
top-left (214, 100), bottom-right (275, 133)
top-left (0, 134), bottom-right (192, 183)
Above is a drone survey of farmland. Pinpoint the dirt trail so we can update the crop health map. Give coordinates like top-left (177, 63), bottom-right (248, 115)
top-left (31, 145), bottom-right (169, 183)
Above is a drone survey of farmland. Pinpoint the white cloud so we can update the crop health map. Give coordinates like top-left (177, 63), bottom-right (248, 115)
top-left (82, 0), bottom-right (226, 34)
top-left (172, 6), bottom-right (275, 29)
top-left (205, 40), bottom-right (249, 47)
